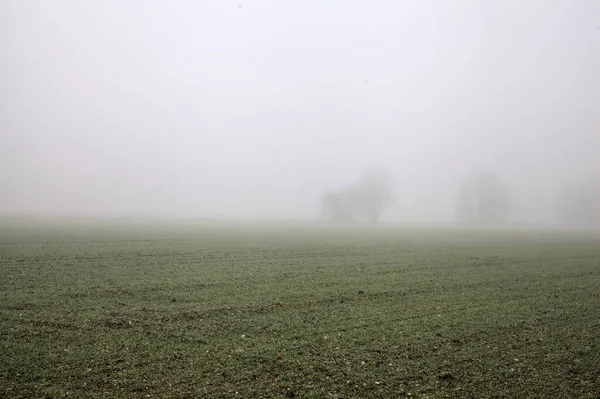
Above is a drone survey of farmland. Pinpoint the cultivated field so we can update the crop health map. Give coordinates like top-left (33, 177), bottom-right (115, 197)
top-left (1, 221), bottom-right (599, 398)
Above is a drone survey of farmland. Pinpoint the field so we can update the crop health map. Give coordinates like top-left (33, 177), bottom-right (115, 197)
top-left (1, 220), bottom-right (599, 398)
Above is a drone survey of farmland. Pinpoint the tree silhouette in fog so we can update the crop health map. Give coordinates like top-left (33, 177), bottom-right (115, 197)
top-left (557, 182), bottom-right (600, 228)
top-left (321, 168), bottom-right (395, 224)
top-left (457, 172), bottom-right (511, 226)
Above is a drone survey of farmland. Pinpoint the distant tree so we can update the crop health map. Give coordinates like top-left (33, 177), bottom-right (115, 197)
top-left (320, 190), bottom-right (353, 223)
top-left (321, 168), bottom-right (395, 223)
top-left (556, 182), bottom-right (600, 228)
top-left (354, 168), bottom-right (396, 222)
top-left (457, 172), bottom-right (510, 226)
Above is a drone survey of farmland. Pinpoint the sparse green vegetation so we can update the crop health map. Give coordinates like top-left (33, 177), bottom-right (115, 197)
top-left (1, 221), bottom-right (599, 398)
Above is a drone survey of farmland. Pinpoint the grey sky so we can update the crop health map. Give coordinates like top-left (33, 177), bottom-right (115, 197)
top-left (1, 1), bottom-right (598, 221)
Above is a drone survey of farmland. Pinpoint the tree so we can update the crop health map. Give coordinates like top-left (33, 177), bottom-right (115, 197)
top-left (556, 182), bottom-right (600, 228)
top-left (457, 172), bottom-right (510, 226)
top-left (320, 168), bottom-right (395, 223)
top-left (354, 168), bottom-right (395, 222)
top-left (320, 189), bottom-right (353, 223)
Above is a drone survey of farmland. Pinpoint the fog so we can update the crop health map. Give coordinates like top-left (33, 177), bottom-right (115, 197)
top-left (2, 1), bottom-right (598, 225)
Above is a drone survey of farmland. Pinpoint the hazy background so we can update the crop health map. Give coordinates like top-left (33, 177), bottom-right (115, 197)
top-left (1, 1), bottom-right (598, 223)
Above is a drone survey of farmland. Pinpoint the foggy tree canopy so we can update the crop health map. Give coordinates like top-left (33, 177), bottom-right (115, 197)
top-left (321, 168), bottom-right (395, 224)
top-left (457, 173), bottom-right (511, 226)
top-left (557, 182), bottom-right (600, 228)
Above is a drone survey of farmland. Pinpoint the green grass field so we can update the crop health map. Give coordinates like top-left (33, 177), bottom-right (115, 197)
top-left (1, 221), bottom-right (599, 398)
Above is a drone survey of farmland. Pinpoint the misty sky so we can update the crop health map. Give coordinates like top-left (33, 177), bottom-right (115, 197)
top-left (1, 1), bottom-right (598, 222)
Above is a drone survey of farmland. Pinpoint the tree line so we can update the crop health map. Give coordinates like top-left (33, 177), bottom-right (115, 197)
top-left (320, 168), bottom-right (599, 228)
